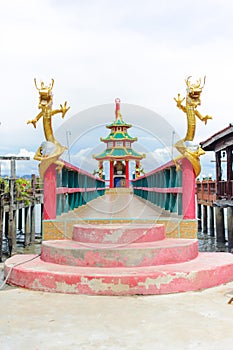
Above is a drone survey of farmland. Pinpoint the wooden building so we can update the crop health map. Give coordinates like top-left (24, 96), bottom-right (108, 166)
top-left (200, 124), bottom-right (233, 200)
top-left (197, 124), bottom-right (233, 248)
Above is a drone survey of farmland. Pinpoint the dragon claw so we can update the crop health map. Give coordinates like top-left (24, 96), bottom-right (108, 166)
top-left (27, 119), bottom-right (37, 128)
top-left (60, 101), bottom-right (70, 118)
top-left (203, 115), bottom-right (212, 124)
top-left (174, 94), bottom-right (185, 108)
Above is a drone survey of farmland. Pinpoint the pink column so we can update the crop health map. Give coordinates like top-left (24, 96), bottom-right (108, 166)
top-left (182, 158), bottom-right (196, 219)
top-left (109, 161), bottom-right (114, 188)
top-left (115, 98), bottom-right (121, 118)
top-left (125, 160), bottom-right (129, 188)
top-left (43, 164), bottom-right (57, 220)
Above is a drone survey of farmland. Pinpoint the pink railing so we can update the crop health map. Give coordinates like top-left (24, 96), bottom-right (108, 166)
top-left (43, 161), bottom-right (105, 220)
top-left (131, 158), bottom-right (196, 219)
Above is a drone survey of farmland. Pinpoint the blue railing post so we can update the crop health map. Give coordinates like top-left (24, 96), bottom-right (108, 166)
top-left (42, 161), bottom-right (106, 218)
top-left (131, 160), bottom-right (185, 217)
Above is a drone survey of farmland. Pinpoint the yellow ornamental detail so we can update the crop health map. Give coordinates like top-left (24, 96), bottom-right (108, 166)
top-left (27, 79), bottom-right (70, 178)
top-left (173, 76), bottom-right (212, 177)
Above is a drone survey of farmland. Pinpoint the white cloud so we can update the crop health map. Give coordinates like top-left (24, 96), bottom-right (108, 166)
top-left (0, 149), bottom-right (38, 177)
top-left (200, 151), bottom-right (216, 180)
top-left (0, 0), bottom-right (233, 177)
top-left (71, 147), bottom-right (97, 174)
top-left (142, 147), bottom-right (173, 172)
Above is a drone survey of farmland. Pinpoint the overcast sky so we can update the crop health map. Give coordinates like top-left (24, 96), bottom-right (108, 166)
top-left (0, 0), bottom-right (232, 177)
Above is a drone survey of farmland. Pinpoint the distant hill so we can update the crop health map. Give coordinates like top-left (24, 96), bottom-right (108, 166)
top-left (1, 174), bottom-right (38, 179)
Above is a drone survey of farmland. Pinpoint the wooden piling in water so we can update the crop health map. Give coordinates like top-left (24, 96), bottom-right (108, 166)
top-left (203, 205), bottom-right (208, 234)
top-left (215, 207), bottom-right (225, 243)
top-left (24, 206), bottom-right (30, 246)
top-left (227, 207), bottom-right (233, 250)
top-left (5, 211), bottom-right (9, 252)
top-left (0, 192), bottom-right (2, 262)
top-left (1, 201), bottom-right (43, 256)
top-left (30, 204), bottom-right (36, 243)
top-left (18, 208), bottom-right (23, 232)
top-left (197, 203), bottom-right (202, 231)
top-left (209, 206), bottom-right (215, 236)
top-left (0, 157), bottom-right (43, 256)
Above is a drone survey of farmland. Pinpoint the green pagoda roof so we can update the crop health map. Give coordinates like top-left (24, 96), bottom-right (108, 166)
top-left (106, 115), bottom-right (132, 129)
top-left (93, 98), bottom-right (146, 162)
top-left (101, 131), bottom-right (137, 141)
top-left (94, 147), bottom-right (145, 160)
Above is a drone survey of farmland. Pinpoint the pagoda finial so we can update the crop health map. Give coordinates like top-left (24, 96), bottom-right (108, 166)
top-left (115, 98), bottom-right (121, 120)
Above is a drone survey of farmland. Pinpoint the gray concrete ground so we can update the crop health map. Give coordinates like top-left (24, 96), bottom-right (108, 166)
top-left (1, 262), bottom-right (233, 350)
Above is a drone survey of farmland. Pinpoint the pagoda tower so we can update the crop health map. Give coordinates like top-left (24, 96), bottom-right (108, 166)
top-left (93, 98), bottom-right (145, 188)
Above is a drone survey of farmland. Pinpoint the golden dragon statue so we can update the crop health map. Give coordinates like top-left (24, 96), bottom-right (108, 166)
top-left (173, 76), bottom-right (212, 177)
top-left (27, 79), bottom-right (70, 178)
top-left (135, 161), bottom-right (145, 178)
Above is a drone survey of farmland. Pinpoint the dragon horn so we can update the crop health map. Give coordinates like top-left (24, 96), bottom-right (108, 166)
top-left (34, 78), bottom-right (40, 90)
top-left (201, 76), bottom-right (206, 89)
top-left (195, 78), bottom-right (201, 88)
top-left (185, 76), bottom-right (192, 88)
top-left (48, 79), bottom-right (54, 91)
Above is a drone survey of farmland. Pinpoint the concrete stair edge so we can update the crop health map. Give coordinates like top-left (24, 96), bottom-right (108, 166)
top-left (4, 252), bottom-right (233, 295)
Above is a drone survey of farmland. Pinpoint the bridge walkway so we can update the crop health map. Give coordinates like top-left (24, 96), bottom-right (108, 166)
top-left (59, 189), bottom-right (180, 222)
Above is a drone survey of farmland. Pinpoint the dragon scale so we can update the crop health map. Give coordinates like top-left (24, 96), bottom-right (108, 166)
top-left (173, 76), bottom-right (212, 177)
top-left (184, 106), bottom-right (196, 141)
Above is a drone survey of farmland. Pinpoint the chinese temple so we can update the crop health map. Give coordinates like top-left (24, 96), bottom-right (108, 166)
top-left (6, 79), bottom-right (233, 297)
top-left (93, 98), bottom-right (145, 188)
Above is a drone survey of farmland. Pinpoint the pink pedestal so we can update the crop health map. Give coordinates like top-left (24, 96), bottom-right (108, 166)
top-left (4, 223), bottom-right (233, 295)
top-left (182, 158), bottom-right (196, 219)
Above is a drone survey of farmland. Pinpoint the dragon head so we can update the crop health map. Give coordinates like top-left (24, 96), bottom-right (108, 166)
top-left (185, 76), bottom-right (206, 107)
top-left (34, 78), bottom-right (54, 109)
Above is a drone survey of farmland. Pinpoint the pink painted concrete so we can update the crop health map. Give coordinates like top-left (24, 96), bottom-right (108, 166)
top-left (72, 224), bottom-right (165, 244)
top-left (139, 187), bottom-right (182, 194)
top-left (182, 158), bottom-right (196, 219)
top-left (43, 164), bottom-right (57, 220)
top-left (5, 222), bottom-right (233, 295)
top-left (40, 238), bottom-right (198, 267)
top-left (115, 98), bottom-right (120, 117)
top-left (4, 252), bottom-right (233, 295)
top-left (125, 160), bottom-right (129, 188)
top-left (132, 160), bottom-right (175, 179)
top-left (110, 161), bottom-right (114, 188)
top-left (62, 160), bottom-right (105, 181)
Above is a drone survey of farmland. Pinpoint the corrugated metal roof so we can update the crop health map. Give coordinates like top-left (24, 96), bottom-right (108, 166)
top-left (200, 124), bottom-right (233, 151)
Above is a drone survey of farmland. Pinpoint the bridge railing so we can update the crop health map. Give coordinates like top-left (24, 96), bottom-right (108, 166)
top-left (196, 180), bottom-right (216, 204)
top-left (131, 158), bottom-right (196, 219)
top-left (196, 179), bottom-right (233, 202)
top-left (43, 161), bottom-right (105, 220)
top-left (217, 180), bottom-right (233, 199)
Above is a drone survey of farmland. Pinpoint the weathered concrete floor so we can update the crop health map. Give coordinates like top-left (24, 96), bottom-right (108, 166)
top-left (1, 263), bottom-right (233, 350)
top-left (60, 192), bottom-right (180, 220)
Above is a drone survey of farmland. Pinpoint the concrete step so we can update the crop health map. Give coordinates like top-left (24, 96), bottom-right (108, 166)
top-left (5, 252), bottom-right (233, 295)
top-left (72, 223), bottom-right (165, 244)
top-left (41, 238), bottom-right (198, 267)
